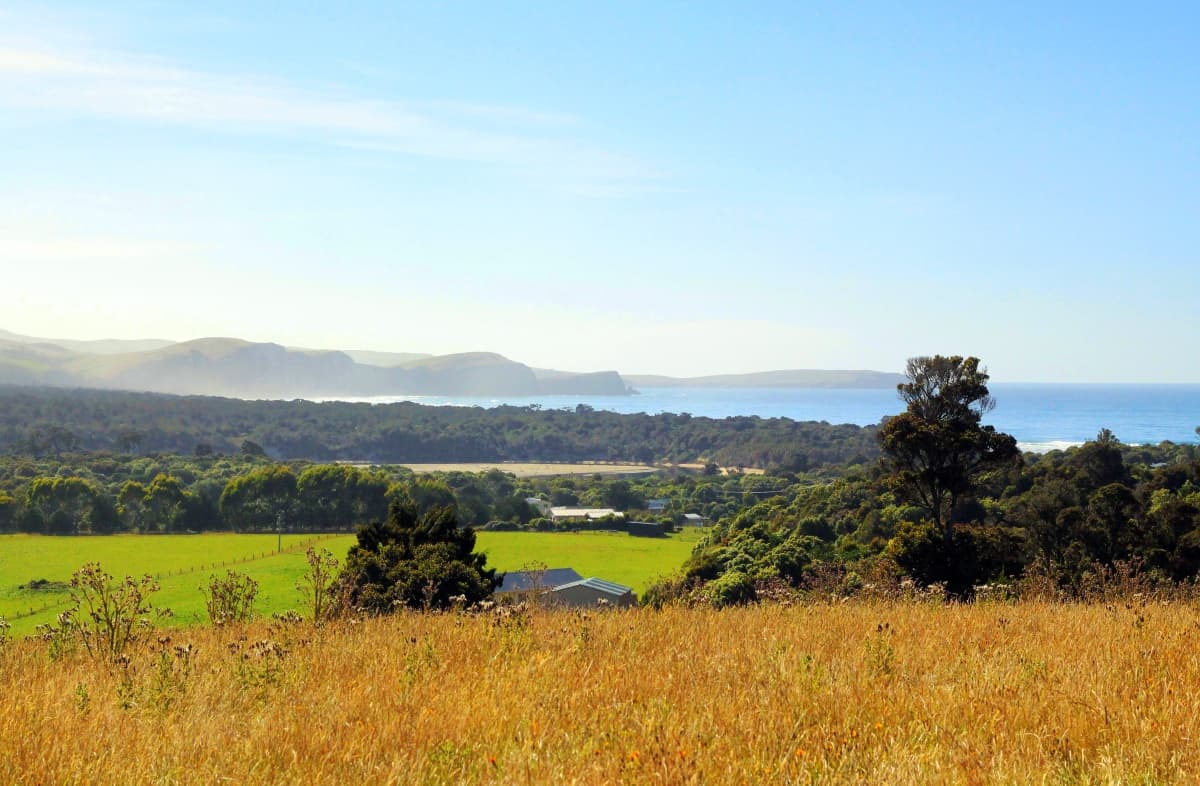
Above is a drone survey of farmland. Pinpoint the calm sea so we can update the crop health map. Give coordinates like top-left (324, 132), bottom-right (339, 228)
top-left (323, 384), bottom-right (1200, 452)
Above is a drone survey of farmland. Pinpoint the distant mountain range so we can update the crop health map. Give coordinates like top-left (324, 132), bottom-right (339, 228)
top-left (0, 329), bottom-right (903, 398)
top-left (0, 330), bottom-right (628, 398)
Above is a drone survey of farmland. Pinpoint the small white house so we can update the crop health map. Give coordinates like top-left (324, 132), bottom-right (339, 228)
top-left (682, 513), bottom-right (707, 526)
top-left (524, 497), bottom-right (552, 517)
top-left (549, 506), bottom-right (624, 523)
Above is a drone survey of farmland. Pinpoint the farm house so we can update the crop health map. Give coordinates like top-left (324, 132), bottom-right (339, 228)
top-left (550, 577), bottom-right (636, 608)
top-left (496, 567), bottom-right (583, 595)
top-left (549, 506), bottom-right (624, 523)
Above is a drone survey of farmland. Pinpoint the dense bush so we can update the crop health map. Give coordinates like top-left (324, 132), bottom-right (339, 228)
top-left (334, 503), bottom-right (500, 612)
top-left (705, 571), bottom-right (757, 608)
top-left (0, 385), bottom-right (880, 469)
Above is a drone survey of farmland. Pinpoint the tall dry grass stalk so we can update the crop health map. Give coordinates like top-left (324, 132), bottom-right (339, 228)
top-left (2, 600), bottom-right (1198, 784)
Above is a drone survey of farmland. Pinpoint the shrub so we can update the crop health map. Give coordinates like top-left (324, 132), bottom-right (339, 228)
top-left (48, 563), bottom-right (164, 662)
top-left (706, 570), bottom-right (757, 608)
top-left (202, 570), bottom-right (259, 626)
top-left (335, 503), bottom-right (499, 613)
top-left (297, 548), bottom-right (340, 624)
top-left (641, 575), bottom-right (698, 609)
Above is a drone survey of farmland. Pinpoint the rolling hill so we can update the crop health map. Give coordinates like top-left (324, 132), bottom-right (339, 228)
top-left (0, 332), bottom-right (629, 398)
top-left (0, 328), bottom-right (904, 398)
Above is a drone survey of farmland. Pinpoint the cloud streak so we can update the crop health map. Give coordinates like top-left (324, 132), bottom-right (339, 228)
top-left (0, 43), bottom-right (663, 194)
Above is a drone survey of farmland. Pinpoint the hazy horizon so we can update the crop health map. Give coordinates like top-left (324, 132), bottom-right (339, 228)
top-left (7, 324), bottom-right (1200, 386)
top-left (3, 3), bottom-right (1198, 383)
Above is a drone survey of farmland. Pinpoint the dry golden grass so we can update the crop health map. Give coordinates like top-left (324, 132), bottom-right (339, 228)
top-left (3, 601), bottom-right (1199, 785)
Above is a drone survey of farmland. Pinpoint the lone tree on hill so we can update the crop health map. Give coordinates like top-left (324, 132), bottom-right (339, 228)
top-left (879, 355), bottom-right (1020, 547)
top-left (335, 498), bottom-right (500, 612)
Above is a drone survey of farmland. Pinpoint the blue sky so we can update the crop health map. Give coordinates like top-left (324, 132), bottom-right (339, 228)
top-left (1, 2), bottom-right (1197, 381)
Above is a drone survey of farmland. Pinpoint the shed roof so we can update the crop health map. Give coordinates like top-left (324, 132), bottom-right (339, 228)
top-left (497, 568), bottom-right (583, 593)
top-left (553, 577), bottom-right (634, 597)
top-left (550, 506), bottom-right (622, 519)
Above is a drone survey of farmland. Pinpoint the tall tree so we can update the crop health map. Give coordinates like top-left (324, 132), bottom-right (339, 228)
top-left (879, 355), bottom-right (1020, 546)
top-left (296, 464), bottom-right (388, 530)
top-left (117, 481), bottom-right (148, 532)
top-left (0, 491), bottom-right (16, 533)
top-left (335, 501), bottom-right (500, 612)
top-left (24, 477), bottom-right (99, 535)
top-left (143, 474), bottom-right (187, 532)
top-left (219, 466), bottom-right (298, 531)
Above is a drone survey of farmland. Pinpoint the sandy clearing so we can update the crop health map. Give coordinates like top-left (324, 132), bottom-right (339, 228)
top-left (394, 462), bottom-right (661, 477)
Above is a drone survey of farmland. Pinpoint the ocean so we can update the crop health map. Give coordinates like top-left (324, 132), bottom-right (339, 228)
top-left (320, 384), bottom-right (1200, 452)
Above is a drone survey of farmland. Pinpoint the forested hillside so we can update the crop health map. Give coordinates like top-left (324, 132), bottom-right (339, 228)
top-left (649, 357), bottom-right (1200, 604)
top-left (0, 386), bottom-right (879, 469)
top-left (653, 435), bottom-right (1200, 605)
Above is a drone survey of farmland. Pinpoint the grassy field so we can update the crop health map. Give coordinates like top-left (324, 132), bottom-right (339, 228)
top-left (3, 601), bottom-right (1198, 784)
top-left (0, 530), bottom-right (701, 634)
top-left (0, 533), bottom-right (350, 635)
top-left (476, 529), bottom-right (702, 594)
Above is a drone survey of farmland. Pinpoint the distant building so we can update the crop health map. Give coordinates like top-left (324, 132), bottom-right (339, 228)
top-left (647, 498), bottom-right (670, 513)
top-left (550, 506), bottom-right (624, 523)
top-left (682, 513), bottom-right (707, 526)
top-left (494, 569), bottom-right (636, 609)
top-left (550, 577), bottom-right (637, 608)
top-left (524, 497), bottom-right (552, 517)
top-left (497, 567), bottom-right (583, 594)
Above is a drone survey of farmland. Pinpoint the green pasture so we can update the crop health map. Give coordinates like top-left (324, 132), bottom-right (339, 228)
top-left (476, 529), bottom-right (703, 594)
top-left (0, 533), bottom-right (354, 636)
top-left (0, 529), bottom-right (702, 635)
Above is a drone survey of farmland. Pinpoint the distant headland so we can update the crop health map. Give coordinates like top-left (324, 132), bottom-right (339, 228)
top-left (0, 328), bottom-right (902, 399)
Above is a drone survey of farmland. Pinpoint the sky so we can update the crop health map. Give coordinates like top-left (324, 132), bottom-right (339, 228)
top-left (1, 2), bottom-right (1198, 382)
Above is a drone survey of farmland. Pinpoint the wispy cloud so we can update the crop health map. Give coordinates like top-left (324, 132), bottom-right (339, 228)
top-left (0, 42), bottom-right (664, 195)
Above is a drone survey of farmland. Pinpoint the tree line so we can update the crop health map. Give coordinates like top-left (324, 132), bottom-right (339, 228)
top-left (0, 447), bottom-right (809, 536)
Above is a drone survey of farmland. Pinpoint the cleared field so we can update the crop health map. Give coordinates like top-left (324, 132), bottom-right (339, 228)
top-left (476, 529), bottom-right (702, 593)
top-left (675, 462), bottom-right (766, 475)
top-left (2, 601), bottom-right (1196, 784)
top-left (396, 462), bottom-right (660, 477)
top-left (0, 533), bottom-right (352, 635)
top-left (0, 530), bottom-right (699, 634)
